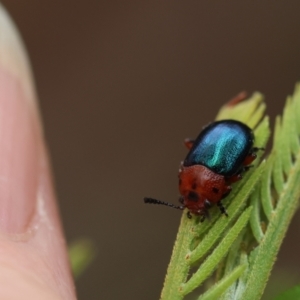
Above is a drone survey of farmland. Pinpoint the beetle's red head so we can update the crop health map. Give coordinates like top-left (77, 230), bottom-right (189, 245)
top-left (178, 165), bottom-right (230, 216)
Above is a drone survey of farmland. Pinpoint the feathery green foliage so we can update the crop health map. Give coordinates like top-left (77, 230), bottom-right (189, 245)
top-left (160, 86), bottom-right (300, 300)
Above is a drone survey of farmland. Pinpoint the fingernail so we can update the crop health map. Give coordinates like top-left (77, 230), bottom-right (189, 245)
top-left (0, 5), bottom-right (40, 233)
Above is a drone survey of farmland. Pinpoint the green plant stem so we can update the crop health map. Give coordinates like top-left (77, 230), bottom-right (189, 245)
top-left (160, 214), bottom-right (195, 300)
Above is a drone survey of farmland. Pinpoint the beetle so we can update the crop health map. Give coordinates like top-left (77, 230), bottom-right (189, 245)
top-left (144, 119), bottom-right (262, 221)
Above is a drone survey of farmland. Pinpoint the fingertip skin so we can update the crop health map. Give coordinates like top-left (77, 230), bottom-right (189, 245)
top-left (0, 5), bottom-right (76, 300)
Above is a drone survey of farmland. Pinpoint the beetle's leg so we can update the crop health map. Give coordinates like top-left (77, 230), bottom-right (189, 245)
top-left (252, 147), bottom-right (265, 152)
top-left (184, 138), bottom-right (195, 150)
top-left (178, 162), bottom-right (184, 174)
top-left (226, 173), bottom-right (243, 183)
top-left (217, 201), bottom-right (228, 217)
top-left (204, 199), bottom-right (212, 209)
top-left (222, 185), bottom-right (232, 198)
top-left (243, 153), bottom-right (257, 166)
top-left (243, 165), bottom-right (254, 172)
top-left (226, 163), bottom-right (255, 185)
top-left (225, 91), bottom-right (248, 107)
top-left (198, 202), bottom-right (212, 222)
top-left (200, 210), bottom-right (210, 222)
top-left (243, 147), bottom-right (265, 166)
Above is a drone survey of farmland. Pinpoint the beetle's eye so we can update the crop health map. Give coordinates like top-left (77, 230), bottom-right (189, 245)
top-left (212, 187), bottom-right (219, 194)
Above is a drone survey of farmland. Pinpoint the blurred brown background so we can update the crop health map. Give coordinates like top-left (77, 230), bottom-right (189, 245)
top-left (2, 1), bottom-right (300, 299)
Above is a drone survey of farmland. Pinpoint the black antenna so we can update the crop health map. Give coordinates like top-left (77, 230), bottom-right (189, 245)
top-left (144, 197), bottom-right (184, 211)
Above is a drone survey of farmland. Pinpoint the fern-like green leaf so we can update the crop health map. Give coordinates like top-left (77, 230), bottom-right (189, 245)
top-left (241, 86), bottom-right (300, 300)
top-left (159, 86), bottom-right (300, 300)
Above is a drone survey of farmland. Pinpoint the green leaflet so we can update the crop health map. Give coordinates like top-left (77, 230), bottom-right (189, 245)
top-left (160, 86), bottom-right (300, 300)
top-left (69, 239), bottom-right (97, 279)
top-left (197, 264), bottom-right (247, 300)
top-left (274, 285), bottom-right (300, 300)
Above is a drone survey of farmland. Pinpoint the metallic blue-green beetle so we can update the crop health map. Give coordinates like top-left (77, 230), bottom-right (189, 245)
top-left (144, 119), bottom-right (261, 221)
